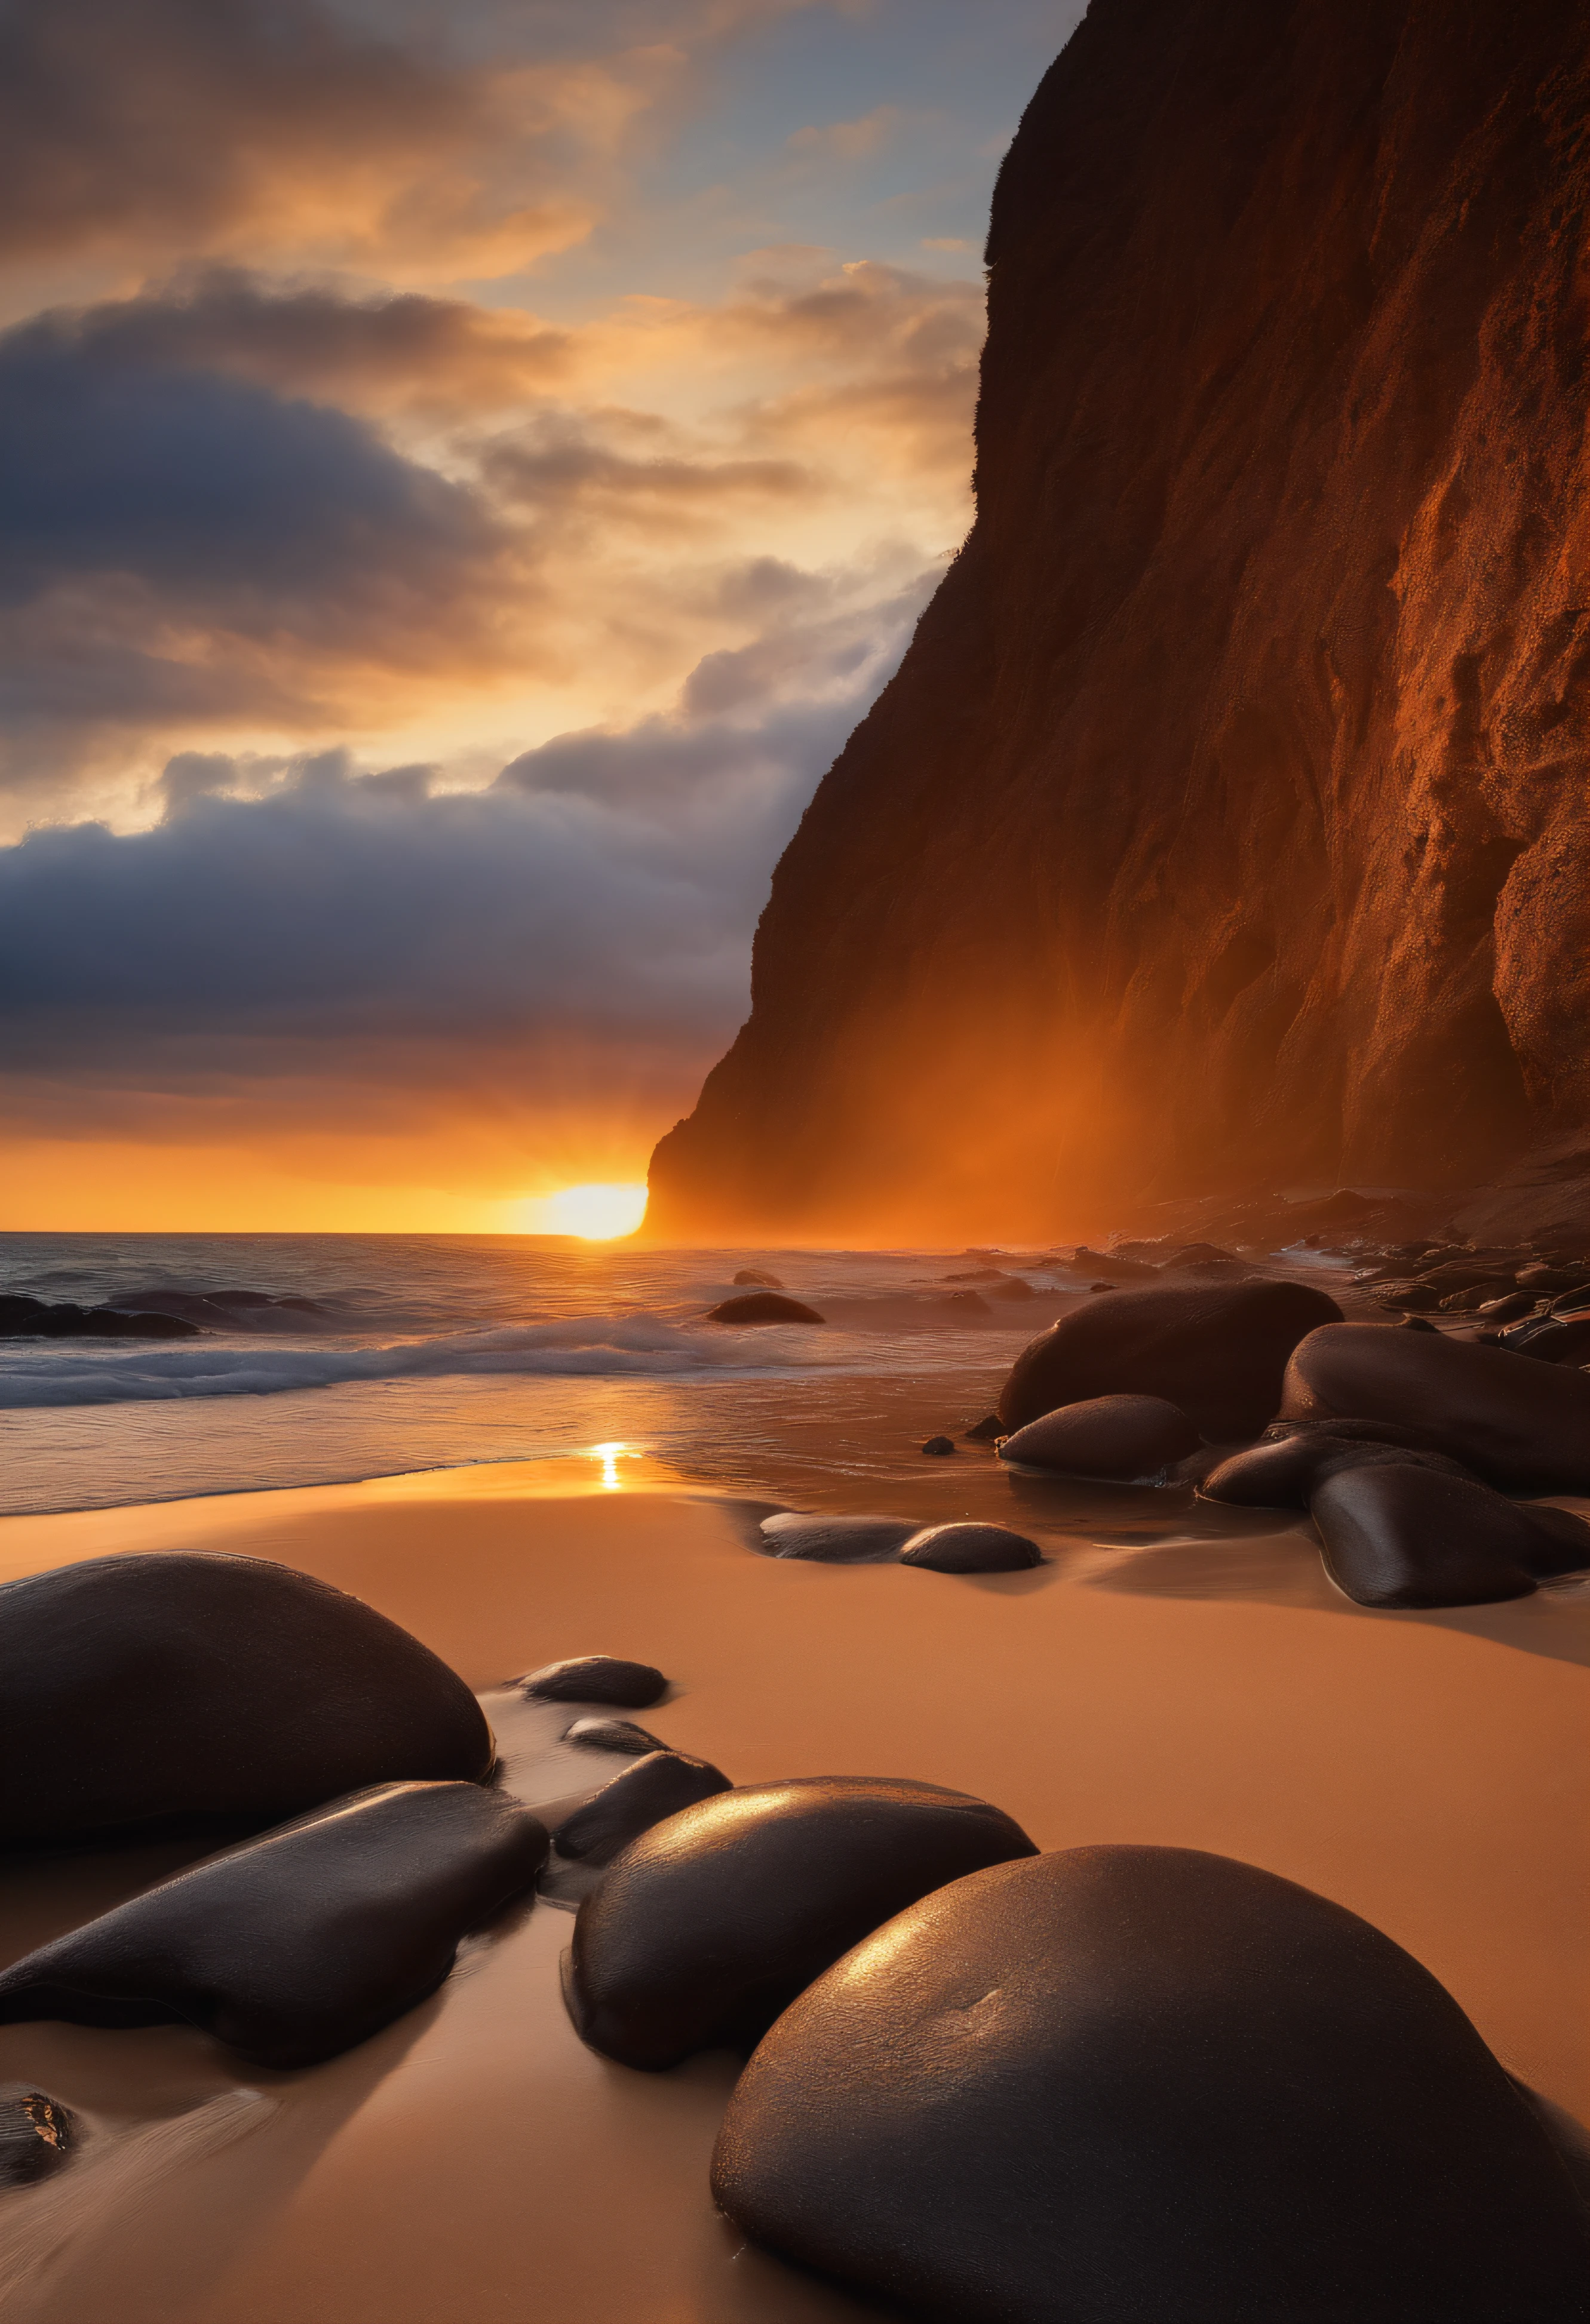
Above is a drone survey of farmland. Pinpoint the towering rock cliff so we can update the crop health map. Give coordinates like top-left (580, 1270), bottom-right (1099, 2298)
top-left (647, 0), bottom-right (1590, 1244)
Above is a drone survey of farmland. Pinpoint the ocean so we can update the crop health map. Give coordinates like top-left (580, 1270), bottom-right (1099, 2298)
top-left (0, 1231), bottom-right (1141, 1518)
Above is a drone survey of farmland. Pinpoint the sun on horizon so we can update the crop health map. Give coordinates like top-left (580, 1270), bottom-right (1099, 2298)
top-left (519, 1182), bottom-right (649, 1240)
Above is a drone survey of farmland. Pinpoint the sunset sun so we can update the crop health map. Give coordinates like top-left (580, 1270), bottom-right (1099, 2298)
top-left (527, 1181), bottom-right (648, 1239)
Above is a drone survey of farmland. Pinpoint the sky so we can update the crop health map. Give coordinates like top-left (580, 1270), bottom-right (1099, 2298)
top-left (0, 0), bottom-right (1085, 1234)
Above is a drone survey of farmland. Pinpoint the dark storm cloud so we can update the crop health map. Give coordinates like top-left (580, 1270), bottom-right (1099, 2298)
top-left (0, 299), bottom-right (516, 782)
top-left (10, 269), bottom-right (573, 417)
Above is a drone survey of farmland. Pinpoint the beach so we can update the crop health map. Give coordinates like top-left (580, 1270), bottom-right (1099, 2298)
top-left (0, 1454), bottom-right (1583, 2322)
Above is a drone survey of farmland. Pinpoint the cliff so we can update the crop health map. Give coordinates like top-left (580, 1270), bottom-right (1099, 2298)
top-left (647, 0), bottom-right (1590, 1245)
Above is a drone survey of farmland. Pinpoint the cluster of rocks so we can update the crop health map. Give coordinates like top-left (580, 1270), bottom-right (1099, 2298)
top-left (0, 1294), bottom-right (198, 1341)
top-left (558, 1770), bottom-right (1589, 2320)
top-left (1347, 1241), bottom-right (1590, 1356)
top-left (0, 1553), bottom-right (544, 2121)
top-left (0, 1285), bottom-right (333, 1340)
top-left (955, 1282), bottom-right (1590, 1609)
top-left (757, 1511), bottom-right (1043, 1574)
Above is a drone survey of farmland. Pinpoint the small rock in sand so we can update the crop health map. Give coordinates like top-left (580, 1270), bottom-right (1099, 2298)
top-left (999, 1393), bottom-right (1200, 1478)
top-left (0, 2088), bottom-right (75, 2185)
top-left (552, 1751), bottom-right (730, 1866)
top-left (711, 1846), bottom-right (1590, 2324)
top-left (516, 1656), bottom-right (667, 1708)
top-left (963, 1413), bottom-right (1004, 1441)
top-left (564, 1717), bottom-right (668, 1755)
top-left (920, 1434), bottom-right (956, 1456)
top-left (566, 1777), bottom-right (1036, 2071)
top-left (758, 1514), bottom-right (916, 1563)
top-left (898, 1524), bottom-right (1042, 1573)
top-left (706, 1293), bottom-right (824, 1324)
top-left (0, 1782), bottom-right (547, 2070)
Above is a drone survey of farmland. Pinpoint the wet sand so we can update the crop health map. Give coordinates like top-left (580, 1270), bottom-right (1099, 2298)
top-left (0, 1457), bottom-right (1585, 2320)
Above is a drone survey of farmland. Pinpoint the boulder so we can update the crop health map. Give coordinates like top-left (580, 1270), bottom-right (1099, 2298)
top-left (705, 1293), bottom-right (824, 1324)
top-left (1282, 1322), bottom-right (1590, 1490)
top-left (515, 1655), bottom-right (667, 1708)
top-left (0, 1782), bottom-right (547, 2070)
top-left (999, 1282), bottom-right (1342, 1439)
top-left (712, 1846), bottom-right (1590, 2324)
top-left (0, 1554), bottom-right (493, 1845)
top-left (552, 1752), bottom-right (731, 1866)
top-left (1310, 1466), bottom-right (1588, 1607)
top-left (897, 1524), bottom-right (1042, 1573)
top-left (732, 1269), bottom-right (784, 1288)
top-left (758, 1513), bottom-right (916, 1563)
top-left (999, 1392), bottom-right (1200, 1477)
top-left (0, 1294), bottom-right (199, 1340)
top-left (1200, 1427), bottom-right (1478, 1509)
top-left (566, 1777), bottom-right (1036, 2071)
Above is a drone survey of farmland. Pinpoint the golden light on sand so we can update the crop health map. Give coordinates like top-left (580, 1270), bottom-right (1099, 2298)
top-left (527, 1183), bottom-right (648, 1239)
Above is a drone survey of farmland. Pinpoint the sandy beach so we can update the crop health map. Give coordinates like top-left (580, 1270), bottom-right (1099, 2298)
top-left (0, 1455), bottom-right (1582, 2322)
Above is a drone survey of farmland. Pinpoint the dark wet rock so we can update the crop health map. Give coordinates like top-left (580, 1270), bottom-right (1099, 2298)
top-left (552, 1751), bottom-right (731, 1866)
top-left (566, 1776), bottom-right (1036, 2071)
top-left (706, 1293), bottom-right (824, 1324)
top-left (999, 1393), bottom-right (1200, 1478)
top-left (1401, 1314), bottom-right (1439, 1332)
top-left (1311, 1466), bottom-right (1554, 1607)
top-left (711, 1846), bottom-right (1590, 2324)
top-left (897, 1524), bottom-right (1042, 1573)
top-left (1201, 1432), bottom-right (1478, 1509)
top-left (732, 1269), bottom-right (784, 1288)
top-left (941, 1267), bottom-right (1007, 1282)
top-left (962, 1413), bottom-right (1003, 1441)
top-left (758, 1514), bottom-right (915, 1563)
top-left (0, 1294), bottom-right (199, 1340)
top-left (0, 1554), bottom-right (493, 1846)
top-left (1497, 1314), bottom-right (1590, 1365)
top-left (564, 1717), bottom-right (667, 1756)
top-left (0, 1783), bottom-right (547, 2070)
top-left (1519, 1261), bottom-right (1590, 1293)
top-left (1000, 1282), bottom-right (1342, 1440)
top-left (1066, 1247), bottom-right (1158, 1279)
top-left (1475, 1290), bottom-right (1542, 1322)
top-left (0, 2087), bottom-right (75, 2185)
top-left (1282, 1321), bottom-right (1590, 1491)
top-left (984, 1276), bottom-right (1039, 1300)
top-left (1088, 1281), bottom-right (1115, 1292)
top-left (1518, 1504), bottom-right (1590, 1579)
top-left (920, 1435), bottom-right (956, 1456)
top-left (515, 1656), bottom-right (667, 1708)
top-left (1160, 1243), bottom-right (1238, 1267)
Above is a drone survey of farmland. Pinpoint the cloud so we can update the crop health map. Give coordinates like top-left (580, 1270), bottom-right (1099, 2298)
top-left (0, 573), bottom-right (932, 1186)
top-left (787, 105), bottom-right (904, 162)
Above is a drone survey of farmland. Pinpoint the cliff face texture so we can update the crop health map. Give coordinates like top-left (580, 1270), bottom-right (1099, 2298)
top-left (648, 0), bottom-right (1590, 1244)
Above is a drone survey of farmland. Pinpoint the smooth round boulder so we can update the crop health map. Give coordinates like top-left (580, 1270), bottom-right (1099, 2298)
top-left (999, 1281), bottom-right (1342, 1439)
top-left (515, 1656), bottom-right (666, 1708)
top-left (712, 1846), bottom-right (1590, 2324)
top-left (999, 1392), bottom-right (1200, 1476)
top-left (566, 1777), bottom-right (1036, 2071)
top-left (1310, 1465), bottom-right (1576, 1607)
top-left (706, 1293), bottom-right (824, 1324)
top-left (897, 1523), bottom-right (1042, 1573)
top-left (1282, 1322), bottom-right (1590, 1490)
top-left (0, 1782), bottom-right (547, 2070)
top-left (552, 1751), bottom-right (731, 1866)
top-left (1200, 1432), bottom-right (1477, 1509)
top-left (0, 1553), bottom-right (493, 1846)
